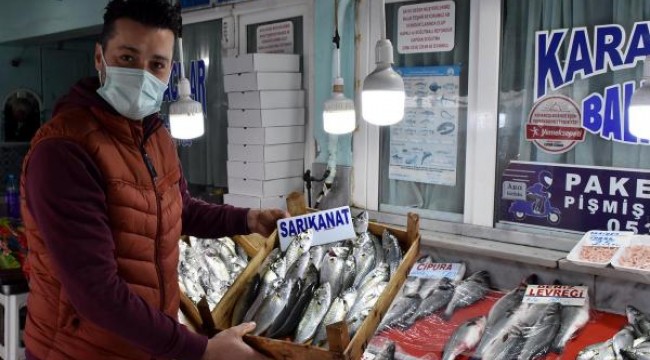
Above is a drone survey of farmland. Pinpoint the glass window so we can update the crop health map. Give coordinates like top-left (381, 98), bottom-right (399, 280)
top-left (380, 0), bottom-right (470, 221)
top-left (496, 0), bottom-right (650, 235)
top-left (164, 20), bottom-right (228, 188)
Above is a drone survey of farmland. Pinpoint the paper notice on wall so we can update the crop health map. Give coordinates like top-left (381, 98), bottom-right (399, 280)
top-left (257, 21), bottom-right (294, 54)
top-left (397, 1), bottom-right (455, 54)
top-left (389, 66), bottom-right (460, 186)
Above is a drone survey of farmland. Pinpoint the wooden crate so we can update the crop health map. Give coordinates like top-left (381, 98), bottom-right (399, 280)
top-left (178, 232), bottom-right (270, 334)
top-left (209, 210), bottom-right (421, 360)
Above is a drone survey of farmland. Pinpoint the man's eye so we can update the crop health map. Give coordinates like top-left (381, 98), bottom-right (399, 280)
top-left (153, 62), bottom-right (165, 70)
top-left (120, 55), bottom-right (134, 62)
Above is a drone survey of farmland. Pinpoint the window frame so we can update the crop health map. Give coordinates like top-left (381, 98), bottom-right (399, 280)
top-left (353, 0), bottom-right (501, 226)
top-left (182, 0), bottom-right (316, 174)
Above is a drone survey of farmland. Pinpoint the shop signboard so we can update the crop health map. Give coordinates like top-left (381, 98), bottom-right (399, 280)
top-left (499, 161), bottom-right (650, 234)
top-left (276, 206), bottom-right (355, 251)
top-left (397, 1), bottom-right (455, 54)
top-left (531, 21), bottom-right (650, 154)
top-left (390, 66), bottom-right (460, 186)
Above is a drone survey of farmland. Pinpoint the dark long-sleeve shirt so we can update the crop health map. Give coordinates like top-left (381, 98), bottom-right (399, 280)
top-left (24, 138), bottom-right (249, 360)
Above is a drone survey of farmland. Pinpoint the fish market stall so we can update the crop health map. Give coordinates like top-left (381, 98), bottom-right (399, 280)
top-left (202, 208), bottom-right (421, 360)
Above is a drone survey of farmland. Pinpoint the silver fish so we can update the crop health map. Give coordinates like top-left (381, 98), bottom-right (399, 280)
top-left (357, 263), bottom-right (390, 296)
top-left (286, 252), bottom-right (311, 281)
top-left (258, 248), bottom-right (281, 275)
top-left (370, 232), bottom-right (385, 265)
top-left (405, 278), bottom-right (455, 327)
top-left (382, 230), bottom-right (403, 277)
top-left (374, 341), bottom-right (396, 360)
top-left (442, 316), bottom-right (487, 360)
top-left (347, 308), bottom-right (371, 339)
top-left (550, 299), bottom-right (590, 353)
top-left (402, 276), bottom-right (423, 298)
top-left (628, 305), bottom-right (650, 337)
top-left (472, 310), bottom-right (517, 359)
top-left (243, 272), bottom-right (280, 323)
top-left (378, 296), bottom-right (421, 330)
top-left (285, 229), bottom-right (314, 269)
top-left (613, 326), bottom-right (635, 360)
top-left (352, 248), bottom-right (376, 288)
top-left (313, 295), bottom-right (352, 346)
top-left (417, 254), bottom-right (436, 263)
top-left (347, 282), bottom-right (388, 322)
top-left (518, 302), bottom-right (562, 360)
top-left (309, 246), bottom-right (326, 270)
top-left (341, 258), bottom-right (356, 291)
top-left (320, 247), bottom-right (348, 298)
top-left (270, 280), bottom-right (317, 339)
top-left (232, 274), bottom-right (260, 326)
top-left (352, 211), bottom-right (369, 234)
top-left (218, 236), bottom-right (237, 257)
top-left (266, 279), bottom-right (302, 338)
top-left (252, 280), bottom-right (294, 336)
top-left (480, 325), bottom-right (526, 360)
top-left (236, 243), bottom-right (248, 262)
top-left (295, 283), bottom-right (332, 343)
top-left (443, 271), bottom-right (490, 320)
top-left (202, 255), bottom-right (230, 281)
top-left (576, 340), bottom-right (616, 360)
top-left (270, 256), bottom-right (288, 279)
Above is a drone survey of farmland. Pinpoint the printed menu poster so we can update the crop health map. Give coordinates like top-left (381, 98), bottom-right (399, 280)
top-left (390, 66), bottom-right (460, 186)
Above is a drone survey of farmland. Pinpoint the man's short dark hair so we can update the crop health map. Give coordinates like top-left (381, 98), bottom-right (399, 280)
top-left (100, 0), bottom-right (182, 49)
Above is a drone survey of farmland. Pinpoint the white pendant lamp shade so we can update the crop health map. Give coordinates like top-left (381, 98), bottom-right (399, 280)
top-left (629, 58), bottom-right (650, 139)
top-left (361, 12), bottom-right (405, 126)
top-left (169, 77), bottom-right (205, 139)
top-left (323, 78), bottom-right (356, 134)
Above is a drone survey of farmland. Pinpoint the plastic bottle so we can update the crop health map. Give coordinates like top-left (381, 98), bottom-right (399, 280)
top-left (5, 174), bottom-right (20, 219)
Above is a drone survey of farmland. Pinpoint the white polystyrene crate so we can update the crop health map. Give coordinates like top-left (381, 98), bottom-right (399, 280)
top-left (227, 126), bottom-right (304, 145)
top-left (227, 108), bottom-right (305, 128)
top-left (223, 72), bottom-right (302, 92)
top-left (227, 177), bottom-right (303, 197)
top-left (227, 143), bottom-right (305, 162)
top-left (223, 193), bottom-right (287, 210)
top-left (611, 235), bottom-right (650, 275)
top-left (227, 90), bottom-right (304, 109)
top-left (227, 160), bottom-right (303, 180)
top-left (222, 53), bottom-right (300, 75)
top-left (566, 230), bottom-right (633, 268)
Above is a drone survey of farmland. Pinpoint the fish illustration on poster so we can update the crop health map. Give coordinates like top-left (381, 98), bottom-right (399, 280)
top-left (500, 161), bottom-right (650, 234)
top-left (390, 66), bottom-right (460, 186)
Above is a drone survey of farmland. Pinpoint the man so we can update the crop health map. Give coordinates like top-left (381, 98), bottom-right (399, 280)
top-left (20, 0), bottom-right (282, 359)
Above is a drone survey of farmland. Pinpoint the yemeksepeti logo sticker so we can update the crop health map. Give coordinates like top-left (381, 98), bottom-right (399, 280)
top-left (526, 95), bottom-right (585, 154)
top-left (535, 22), bottom-right (650, 145)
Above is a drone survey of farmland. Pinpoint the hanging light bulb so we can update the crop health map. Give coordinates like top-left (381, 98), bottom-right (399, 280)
top-left (629, 56), bottom-right (650, 139)
top-left (324, 77), bottom-right (355, 134)
top-left (169, 37), bottom-right (205, 139)
top-left (361, 0), bottom-right (405, 126)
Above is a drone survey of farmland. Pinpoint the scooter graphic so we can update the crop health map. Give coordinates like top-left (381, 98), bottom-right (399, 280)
top-left (509, 194), bottom-right (561, 225)
top-left (508, 170), bottom-right (561, 225)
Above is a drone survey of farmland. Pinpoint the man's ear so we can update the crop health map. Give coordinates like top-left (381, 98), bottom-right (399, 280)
top-left (94, 43), bottom-right (103, 72)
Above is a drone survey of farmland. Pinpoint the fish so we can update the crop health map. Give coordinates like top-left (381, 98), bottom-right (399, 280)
top-left (284, 229), bottom-right (313, 269)
top-left (352, 211), bottom-right (369, 234)
top-left (341, 258), bottom-right (356, 291)
top-left (442, 316), bottom-right (487, 360)
top-left (258, 248), bottom-right (281, 275)
top-left (347, 282), bottom-right (388, 323)
top-left (518, 302), bottom-right (562, 360)
top-left (269, 280), bottom-right (318, 339)
top-left (443, 271), bottom-right (490, 320)
top-left (202, 255), bottom-right (230, 281)
top-left (472, 309), bottom-right (517, 359)
top-left (402, 276), bottom-right (423, 298)
top-left (347, 308), bottom-right (370, 339)
top-left (295, 283), bottom-right (332, 343)
top-left (269, 257), bottom-right (288, 279)
top-left (243, 272), bottom-right (280, 323)
top-left (382, 230), bottom-right (403, 277)
top-left (479, 325), bottom-right (526, 360)
top-left (613, 327), bottom-right (635, 360)
top-left (378, 296), bottom-right (421, 330)
top-left (370, 232), bottom-right (385, 265)
top-left (236, 243), bottom-right (248, 262)
top-left (576, 340), bottom-right (616, 360)
top-left (313, 295), bottom-right (351, 346)
top-left (266, 279), bottom-right (302, 338)
top-left (404, 278), bottom-right (455, 327)
top-left (551, 299), bottom-right (590, 353)
top-left (357, 263), bottom-right (390, 297)
top-left (286, 251), bottom-right (311, 281)
top-left (252, 280), bottom-right (294, 336)
top-left (309, 246), bottom-right (326, 270)
top-left (320, 247), bottom-right (348, 298)
top-left (374, 341), bottom-right (396, 360)
top-left (231, 274), bottom-right (260, 326)
top-left (352, 247), bottom-right (377, 288)
top-left (627, 305), bottom-right (650, 337)
top-left (417, 254), bottom-right (435, 263)
top-left (474, 278), bottom-right (531, 357)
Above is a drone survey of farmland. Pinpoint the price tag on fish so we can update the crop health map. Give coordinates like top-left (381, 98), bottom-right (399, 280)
top-left (409, 262), bottom-right (465, 281)
top-left (523, 285), bottom-right (589, 306)
top-left (277, 206), bottom-right (356, 251)
top-left (584, 230), bottom-right (632, 247)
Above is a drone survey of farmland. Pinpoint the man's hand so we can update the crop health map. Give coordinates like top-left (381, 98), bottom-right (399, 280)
top-left (201, 322), bottom-right (269, 360)
top-left (247, 208), bottom-right (290, 237)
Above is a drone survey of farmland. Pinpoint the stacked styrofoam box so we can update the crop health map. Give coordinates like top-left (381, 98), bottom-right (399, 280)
top-left (223, 54), bottom-right (305, 210)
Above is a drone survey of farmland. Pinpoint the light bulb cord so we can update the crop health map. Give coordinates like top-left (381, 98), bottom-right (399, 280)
top-left (380, 0), bottom-right (387, 40)
top-left (179, 37), bottom-right (185, 79)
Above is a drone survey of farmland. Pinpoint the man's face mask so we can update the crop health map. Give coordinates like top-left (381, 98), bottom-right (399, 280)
top-left (97, 49), bottom-right (168, 120)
